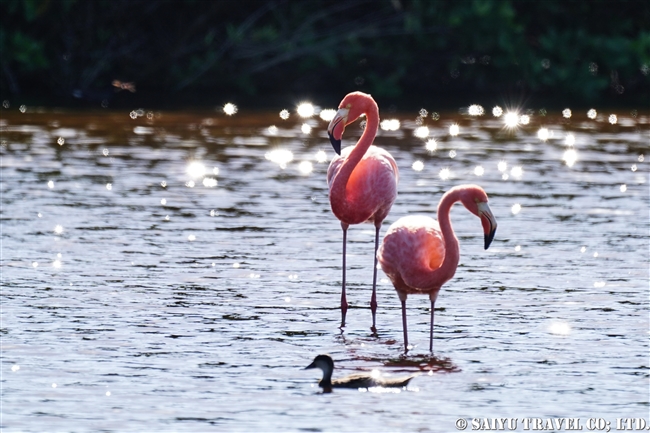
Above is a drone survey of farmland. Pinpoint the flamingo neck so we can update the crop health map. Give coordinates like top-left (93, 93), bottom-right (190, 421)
top-left (330, 104), bottom-right (379, 208)
top-left (430, 189), bottom-right (462, 287)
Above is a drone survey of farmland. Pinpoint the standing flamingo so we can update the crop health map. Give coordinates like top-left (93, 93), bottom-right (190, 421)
top-left (327, 92), bottom-right (399, 329)
top-left (377, 185), bottom-right (497, 351)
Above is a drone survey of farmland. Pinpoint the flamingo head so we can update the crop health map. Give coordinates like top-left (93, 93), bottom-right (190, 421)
top-left (459, 186), bottom-right (497, 249)
top-left (327, 92), bottom-right (375, 155)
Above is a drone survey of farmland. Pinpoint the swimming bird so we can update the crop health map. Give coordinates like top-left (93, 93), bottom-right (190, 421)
top-left (327, 92), bottom-right (399, 330)
top-left (304, 354), bottom-right (417, 392)
top-left (377, 185), bottom-right (497, 352)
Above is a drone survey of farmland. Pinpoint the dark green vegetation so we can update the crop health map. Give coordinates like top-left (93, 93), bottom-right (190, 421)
top-left (1, 0), bottom-right (648, 109)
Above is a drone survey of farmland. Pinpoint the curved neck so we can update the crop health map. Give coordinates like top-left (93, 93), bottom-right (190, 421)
top-left (420, 189), bottom-right (462, 295)
top-left (329, 104), bottom-right (379, 206)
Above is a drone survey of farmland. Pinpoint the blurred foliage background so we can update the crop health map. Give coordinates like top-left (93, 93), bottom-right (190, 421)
top-left (1, 0), bottom-right (648, 109)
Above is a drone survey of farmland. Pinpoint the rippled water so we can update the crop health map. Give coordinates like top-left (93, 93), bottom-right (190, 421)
top-left (2, 106), bottom-right (648, 432)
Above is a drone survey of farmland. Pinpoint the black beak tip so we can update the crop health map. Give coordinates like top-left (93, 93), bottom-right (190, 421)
top-left (328, 132), bottom-right (341, 155)
top-left (484, 229), bottom-right (496, 250)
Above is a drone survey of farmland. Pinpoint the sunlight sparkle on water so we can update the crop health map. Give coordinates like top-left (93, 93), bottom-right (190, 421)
top-left (549, 322), bottom-right (571, 335)
top-left (47, 180), bottom-right (54, 189)
top-left (106, 183), bottom-right (112, 190)
top-left (593, 252), bottom-right (599, 258)
top-left (537, 128), bottom-right (550, 141)
top-left (301, 123), bottom-right (312, 134)
top-left (267, 125), bottom-right (278, 135)
top-left (160, 198), bottom-right (167, 205)
top-left (412, 161), bottom-right (424, 172)
top-left (563, 149), bottom-right (578, 167)
top-left (449, 124), bottom-right (460, 136)
top-left (32, 262), bottom-right (38, 268)
top-left (202, 178), bottom-right (217, 187)
top-left (594, 281), bottom-right (606, 288)
top-left (511, 204), bottom-right (522, 215)
top-left (492, 106), bottom-right (503, 117)
top-left (297, 103), bottom-right (314, 118)
top-left (504, 112), bottom-right (519, 128)
top-left (161, 181), bottom-right (167, 188)
top-left (187, 161), bottom-right (207, 178)
top-left (439, 168), bottom-right (451, 180)
top-left (565, 134), bottom-right (575, 146)
top-left (414, 126), bottom-right (429, 138)
top-left (631, 164), bottom-right (637, 172)
top-left (562, 108), bottom-right (572, 119)
top-left (587, 109), bottom-right (597, 119)
top-left (187, 235), bottom-right (196, 242)
top-left (608, 114), bottom-right (617, 124)
top-left (223, 103), bottom-right (238, 116)
top-left (298, 161), bottom-right (313, 175)
top-left (315, 150), bottom-right (327, 163)
top-left (468, 104), bottom-right (484, 116)
top-left (185, 180), bottom-right (195, 188)
top-left (319, 109), bottom-right (336, 121)
top-left (498, 161), bottom-right (507, 172)
top-left (638, 155), bottom-right (644, 162)
top-left (57, 137), bottom-right (64, 146)
top-left (474, 166), bottom-right (484, 176)
top-left (425, 139), bottom-right (437, 152)
top-left (620, 184), bottom-right (627, 192)
top-left (102, 148), bottom-right (109, 156)
top-left (54, 225), bottom-right (63, 235)
top-left (510, 166), bottom-right (523, 178)
top-left (519, 115), bottom-right (530, 125)
top-left (515, 245), bottom-right (521, 252)
top-left (580, 246), bottom-right (587, 253)
top-left (53, 259), bottom-right (62, 268)
top-left (380, 119), bottom-right (400, 131)
top-left (279, 109), bottom-right (290, 120)
top-left (11, 365), bottom-right (19, 372)
top-left (265, 149), bottom-right (293, 169)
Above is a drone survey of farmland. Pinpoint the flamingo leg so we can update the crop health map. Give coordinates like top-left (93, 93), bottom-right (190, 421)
top-left (340, 223), bottom-right (349, 328)
top-left (399, 292), bottom-right (408, 352)
top-left (370, 225), bottom-right (380, 332)
top-left (429, 300), bottom-right (436, 352)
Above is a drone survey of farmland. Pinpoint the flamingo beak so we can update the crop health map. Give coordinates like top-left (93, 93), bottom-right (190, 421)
top-left (327, 108), bottom-right (349, 155)
top-left (477, 202), bottom-right (497, 250)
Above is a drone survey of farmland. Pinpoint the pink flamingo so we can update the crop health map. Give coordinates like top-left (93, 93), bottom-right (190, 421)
top-left (377, 185), bottom-right (497, 351)
top-left (327, 92), bottom-right (399, 329)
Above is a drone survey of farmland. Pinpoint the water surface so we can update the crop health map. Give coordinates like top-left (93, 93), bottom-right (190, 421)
top-left (1, 106), bottom-right (648, 432)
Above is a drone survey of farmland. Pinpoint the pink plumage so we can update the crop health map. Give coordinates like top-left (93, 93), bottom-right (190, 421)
top-left (377, 185), bottom-right (497, 351)
top-left (327, 92), bottom-right (399, 330)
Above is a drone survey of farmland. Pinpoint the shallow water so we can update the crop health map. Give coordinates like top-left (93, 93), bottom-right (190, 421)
top-left (1, 106), bottom-right (648, 432)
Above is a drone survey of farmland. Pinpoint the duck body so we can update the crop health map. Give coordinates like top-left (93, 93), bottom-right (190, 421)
top-left (305, 354), bottom-right (416, 392)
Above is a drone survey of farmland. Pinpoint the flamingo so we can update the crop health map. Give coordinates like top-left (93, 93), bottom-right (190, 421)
top-left (326, 92), bottom-right (399, 330)
top-left (377, 185), bottom-right (497, 351)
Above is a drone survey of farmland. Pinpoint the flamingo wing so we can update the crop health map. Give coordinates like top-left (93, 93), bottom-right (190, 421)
top-left (328, 145), bottom-right (398, 225)
top-left (378, 215), bottom-right (445, 293)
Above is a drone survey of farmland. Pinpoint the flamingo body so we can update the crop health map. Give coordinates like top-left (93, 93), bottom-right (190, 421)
top-left (377, 185), bottom-right (497, 351)
top-left (327, 144), bottom-right (397, 225)
top-left (378, 215), bottom-right (447, 294)
top-left (326, 92), bottom-right (399, 329)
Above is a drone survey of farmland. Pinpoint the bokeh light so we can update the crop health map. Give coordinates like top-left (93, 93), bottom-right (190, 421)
top-left (187, 161), bottom-right (207, 178)
top-left (297, 103), bottom-right (314, 118)
top-left (412, 161), bottom-right (424, 171)
top-left (223, 103), bottom-right (238, 115)
top-left (492, 106), bottom-right (503, 117)
top-left (425, 139), bottom-right (437, 152)
top-left (449, 124), bottom-right (460, 136)
top-left (319, 109), bottom-right (336, 121)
